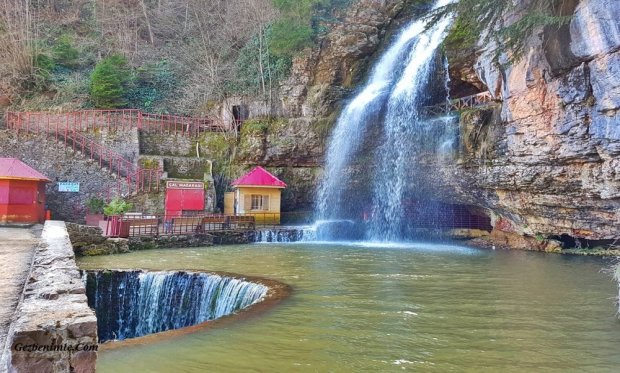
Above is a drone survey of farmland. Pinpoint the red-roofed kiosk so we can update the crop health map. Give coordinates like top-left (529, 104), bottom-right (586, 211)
top-left (0, 158), bottom-right (50, 224)
top-left (225, 166), bottom-right (287, 224)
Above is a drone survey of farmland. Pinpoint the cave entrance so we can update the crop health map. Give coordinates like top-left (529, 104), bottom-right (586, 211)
top-left (402, 200), bottom-right (492, 231)
top-left (232, 105), bottom-right (248, 131)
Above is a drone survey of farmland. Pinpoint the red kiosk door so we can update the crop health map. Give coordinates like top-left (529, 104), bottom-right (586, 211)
top-left (164, 181), bottom-right (205, 217)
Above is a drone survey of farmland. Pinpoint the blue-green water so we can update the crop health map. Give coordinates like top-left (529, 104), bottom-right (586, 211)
top-left (78, 242), bottom-right (620, 372)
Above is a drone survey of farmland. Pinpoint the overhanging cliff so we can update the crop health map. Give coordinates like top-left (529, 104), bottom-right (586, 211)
top-left (444, 0), bottom-right (620, 241)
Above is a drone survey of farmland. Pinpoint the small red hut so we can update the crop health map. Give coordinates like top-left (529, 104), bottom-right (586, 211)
top-left (0, 158), bottom-right (50, 224)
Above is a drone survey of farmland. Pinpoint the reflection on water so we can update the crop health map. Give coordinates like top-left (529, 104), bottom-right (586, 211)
top-left (78, 242), bottom-right (620, 372)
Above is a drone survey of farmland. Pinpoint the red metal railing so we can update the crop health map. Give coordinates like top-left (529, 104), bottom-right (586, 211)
top-left (100, 211), bottom-right (313, 237)
top-left (102, 213), bottom-right (255, 237)
top-left (5, 109), bottom-right (227, 136)
top-left (5, 111), bottom-right (162, 195)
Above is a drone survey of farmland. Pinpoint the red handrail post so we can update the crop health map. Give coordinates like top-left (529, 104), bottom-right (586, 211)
top-left (64, 115), bottom-right (68, 146)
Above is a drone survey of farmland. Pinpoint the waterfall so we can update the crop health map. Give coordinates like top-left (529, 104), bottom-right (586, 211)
top-left (85, 270), bottom-right (268, 342)
top-left (315, 0), bottom-right (456, 242)
top-left (254, 227), bottom-right (316, 243)
top-left (367, 5), bottom-right (456, 241)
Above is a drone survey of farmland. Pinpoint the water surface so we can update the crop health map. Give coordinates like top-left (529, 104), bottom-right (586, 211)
top-left (78, 243), bottom-right (620, 372)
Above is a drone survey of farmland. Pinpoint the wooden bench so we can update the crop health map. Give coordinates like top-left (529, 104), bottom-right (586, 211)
top-left (202, 216), bottom-right (229, 231)
top-left (171, 217), bottom-right (204, 234)
top-left (228, 216), bottom-right (255, 229)
top-left (127, 218), bottom-right (159, 236)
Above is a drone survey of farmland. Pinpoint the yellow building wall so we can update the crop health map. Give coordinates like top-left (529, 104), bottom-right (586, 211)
top-left (224, 192), bottom-right (235, 215)
top-left (237, 187), bottom-right (282, 224)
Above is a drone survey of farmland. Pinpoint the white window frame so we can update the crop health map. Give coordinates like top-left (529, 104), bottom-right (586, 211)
top-left (251, 194), bottom-right (264, 211)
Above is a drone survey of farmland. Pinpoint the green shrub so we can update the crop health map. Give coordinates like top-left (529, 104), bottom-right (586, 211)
top-left (27, 53), bottom-right (55, 91)
top-left (269, 19), bottom-right (314, 57)
top-left (103, 197), bottom-right (133, 216)
top-left (90, 54), bottom-right (128, 108)
top-left (85, 197), bottom-right (105, 214)
top-left (125, 60), bottom-right (175, 111)
top-left (53, 35), bottom-right (79, 67)
top-left (268, 0), bottom-right (341, 57)
top-left (241, 118), bottom-right (271, 134)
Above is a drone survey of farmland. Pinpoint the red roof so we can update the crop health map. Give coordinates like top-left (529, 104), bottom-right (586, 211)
top-left (0, 158), bottom-right (50, 181)
top-left (232, 166), bottom-right (286, 188)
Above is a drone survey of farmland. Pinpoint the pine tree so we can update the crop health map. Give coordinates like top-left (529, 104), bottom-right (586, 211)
top-left (90, 55), bottom-right (128, 108)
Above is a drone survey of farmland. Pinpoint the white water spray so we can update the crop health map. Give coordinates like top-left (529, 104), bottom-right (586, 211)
top-left (315, 0), bottom-right (457, 241)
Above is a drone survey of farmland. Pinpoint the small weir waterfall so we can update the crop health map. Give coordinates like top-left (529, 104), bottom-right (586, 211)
top-left (85, 270), bottom-right (268, 342)
top-left (315, 0), bottom-right (457, 242)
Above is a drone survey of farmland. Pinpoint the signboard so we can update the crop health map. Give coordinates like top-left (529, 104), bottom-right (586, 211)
top-left (58, 182), bottom-right (80, 192)
top-left (166, 181), bottom-right (204, 190)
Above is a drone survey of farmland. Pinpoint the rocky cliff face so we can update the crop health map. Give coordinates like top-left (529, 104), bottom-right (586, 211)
top-left (445, 0), bottom-right (620, 241)
top-left (234, 0), bottom-right (415, 211)
top-left (236, 0), bottom-right (619, 242)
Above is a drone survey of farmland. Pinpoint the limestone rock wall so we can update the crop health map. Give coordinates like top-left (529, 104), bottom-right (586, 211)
top-left (4, 221), bottom-right (97, 373)
top-left (445, 0), bottom-right (620, 240)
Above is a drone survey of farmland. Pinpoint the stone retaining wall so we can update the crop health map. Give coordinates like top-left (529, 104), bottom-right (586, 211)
top-left (3, 221), bottom-right (97, 373)
top-left (0, 130), bottom-right (122, 222)
top-left (66, 222), bottom-right (258, 255)
top-left (66, 223), bottom-right (130, 256)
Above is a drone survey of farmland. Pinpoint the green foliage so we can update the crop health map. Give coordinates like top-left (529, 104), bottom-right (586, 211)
top-left (232, 26), bottom-right (292, 95)
top-left (433, 0), bottom-right (573, 63)
top-left (241, 118), bottom-right (271, 134)
top-left (90, 54), bottom-right (128, 108)
top-left (85, 197), bottom-right (105, 214)
top-left (198, 133), bottom-right (234, 160)
top-left (125, 60), bottom-right (175, 112)
top-left (443, 16), bottom-right (478, 52)
top-left (269, 19), bottom-right (314, 57)
top-left (34, 53), bottom-right (55, 79)
top-left (139, 158), bottom-right (160, 169)
top-left (272, 0), bottom-right (327, 18)
top-left (52, 35), bottom-right (79, 67)
top-left (268, 0), bottom-right (347, 57)
top-left (103, 197), bottom-right (133, 216)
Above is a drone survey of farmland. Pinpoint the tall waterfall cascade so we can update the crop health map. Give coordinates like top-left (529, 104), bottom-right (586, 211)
top-left (85, 270), bottom-right (268, 342)
top-left (315, 0), bottom-right (457, 242)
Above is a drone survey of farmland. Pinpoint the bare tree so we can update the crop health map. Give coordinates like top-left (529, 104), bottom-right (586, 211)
top-left (0, 0), bottom-right (36, 91)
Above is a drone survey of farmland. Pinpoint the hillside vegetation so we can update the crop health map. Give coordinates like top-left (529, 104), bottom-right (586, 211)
top-left (0, 0), bottom-right (351, 114)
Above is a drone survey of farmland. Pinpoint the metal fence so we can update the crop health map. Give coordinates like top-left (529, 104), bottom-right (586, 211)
top-left (5, 109), bottom-right (227, 137)
top-left (100, 211), bottom-right (314, 237)
top-left (420, 91), bottom-right (498, 117)
top-left (5, 111), bottom-right (162, 195)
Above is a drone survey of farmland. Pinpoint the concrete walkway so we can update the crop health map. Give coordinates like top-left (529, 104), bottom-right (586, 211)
top-left (0, 226), bottom-right (40, 359)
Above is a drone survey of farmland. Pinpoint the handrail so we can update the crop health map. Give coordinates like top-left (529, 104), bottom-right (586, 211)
top-left (101, 211), bottom-right (309, 237)
top-left (421, 91), bottom-right (499, 117)
top-left (5, 111), bottom-right (162, 195)
top-left (4, 109), bottom-right (228, 136)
